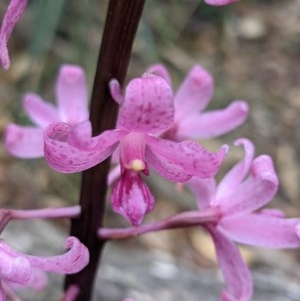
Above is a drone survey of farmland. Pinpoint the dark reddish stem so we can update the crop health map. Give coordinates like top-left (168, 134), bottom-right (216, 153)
top-left (64, 1), bottom-right (146, 300)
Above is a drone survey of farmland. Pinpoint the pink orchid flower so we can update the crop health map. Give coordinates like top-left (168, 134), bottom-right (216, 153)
top-left (5, 64), bottom-right (89, 158)
top-left (204, 0), bottom-right (240, 5)
top-left (147, 64), bottom-right (248, 141)
top-left (187, 138), bottom-right (300, 301)
top-left (44, 73), bottom-right (228, 226)
top-left (0, 0), bottom-right (28, 69)
top-left (0, 236), bottom-right (89, 300)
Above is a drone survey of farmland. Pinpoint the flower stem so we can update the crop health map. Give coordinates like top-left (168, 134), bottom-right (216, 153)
top-left (98, 208), bottom-right (219, 240)
top-left (64, 1), bottom-right (146, 300)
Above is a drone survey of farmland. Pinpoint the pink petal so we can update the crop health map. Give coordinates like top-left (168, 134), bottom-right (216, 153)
top-left (117, 74), bottom-right (174, 134)
top-left (56, 65), bottom-right (89, 124)
top-left (24, 237), bottom-right (89, 274)
top-left (5, 124), bottom-right (44, 158)
top-left (146, 64), bottom-right (172, 85)
top-left (0, 0), bottom-right (28, 69)
top-left (174, 65), bottom-right (213, 122)
top-left (204, 0), bottom-right (240, 5)
top-left (220, 214), bottom-right (300, 248)
top-left (44, 122), bottom-right (124, 173)
top-left (109, 79), bottom-right (124, 105)
top-left (186, 177), bottom-right (216, 210)
top-left (108, 164), bottom-right (121, 186)
top-left (218, 155), bottom-right (278, 216)
top-left (110, 170), bottom-right (155, 226)
top-left (206, 226), bottom-right (252, 301)
top-left (22, 93), bottom-right (59, 128)
top-left (216, 138), bottom-right (254, 199)
top-left (177, 100), bottom-right (249, 139)
top-left (146, 135), bottom-right (228, 182)
top-left (0, 241), bottom-right (32, 285)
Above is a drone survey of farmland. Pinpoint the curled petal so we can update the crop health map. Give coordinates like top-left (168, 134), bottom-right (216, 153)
top-left (174, 65), bottom-right (213, 121)
top-left (22, 93), bottom-right (59, 128)
top-left (204, 0), bottom-right (240, 5)
top-left (25, 237), bottom-right (89, 274)
top-left (146, 135), bottom-right (228, 182)
top-left (206, 226), bottom-right (253, 301)
top-left (0, 0), bottom-right (28, 69)
top-left (216, 138), bottom-right (254, 200)
top-left (220, 214), bottom-right (300, 248)
top-left (146, 64), bottom-right (172, 85)
top-left (177, 100), bottom-right (249, 139)
top-left (110, 170), bottom-right (155, 226)
top-left (56, 65), bottom-right (89, 124)
top-left (117, 74), bottom-right (174, 134)
top-left (44, 122), bottom-right (124, 173)
top-left (5, 124), bottom-right (44, 158)
top-left (219, 155), bottom-right (278, 216)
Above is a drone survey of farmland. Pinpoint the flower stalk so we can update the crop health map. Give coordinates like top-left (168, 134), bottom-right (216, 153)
top-left (98, 208), bottom-right (219, 240)
top-left (64, 1), bottom-right (146, 300)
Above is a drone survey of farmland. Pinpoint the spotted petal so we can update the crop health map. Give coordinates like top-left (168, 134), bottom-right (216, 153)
top-left (44, 122), bottom-right (125, 173)
top-left (145, 135), bottom-right (228, 182)
top-left (110, 170), bottom-right (155, 226)
top-left (117, 74), bottom-right (174, 134)
top-left (24, 237), bottom-right (89, 274)
top-left (0, 0), bottom-right (28, 69)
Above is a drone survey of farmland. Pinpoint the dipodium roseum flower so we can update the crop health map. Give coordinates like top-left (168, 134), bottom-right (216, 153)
top-left (187, 138), bottom-right (300, 301)
top-left (147, 64), bottom-right (248, 141)
top-left (44, 73), bottom-right (228, 226)
top-left (0, 0), bottom-right (28, 69)
top-left (5, 64), bottom-right (89, 158)
top-left (0, 236), bottom-right (89, 300)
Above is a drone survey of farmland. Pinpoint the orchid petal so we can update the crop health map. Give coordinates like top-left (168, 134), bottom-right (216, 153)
top-left (5, 124), bottom-right (44, 158)
top-left (56, 65), bottom-right (89, 124)
top-left (110, 170), bottom-right (155, 226)
top-left (24, 237), bottom-right (89, 274)
top-left (206, 226), bottom-right (253, 301)
top-left (174, 66), bottom-right (213, 122)
top-left (216, 138), bottom-right (254, 199)
top-left (218, 155), bottom-right (278, 216)
top-left (204, 0), bottom-right (240, 5)
top-left (108, 164), bottom-right (121, 186)
top-left (186, 177), bottom-right (216, 210)
top-left (0, 241), bottom-right (32, 285)
top-left (22, 93), bottom-right (59, 128)
top-left (220, 214), bottom-right (300, 248)
top-left (0, 0), bottom-right (28, 69)
top-left (117, 74), bottom-right (174, 134)
top-left (177, 100), bottom-right (249, 139)
top-left (146, 64), bottom-right (172, 85)
top-left (44, 122), bottom-right (124, 173)
top-left (146, 135), bottom-right (228, 182)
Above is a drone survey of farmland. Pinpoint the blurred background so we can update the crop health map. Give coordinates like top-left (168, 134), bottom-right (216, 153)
top-left (0, 0), bottom-right (300, 300)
